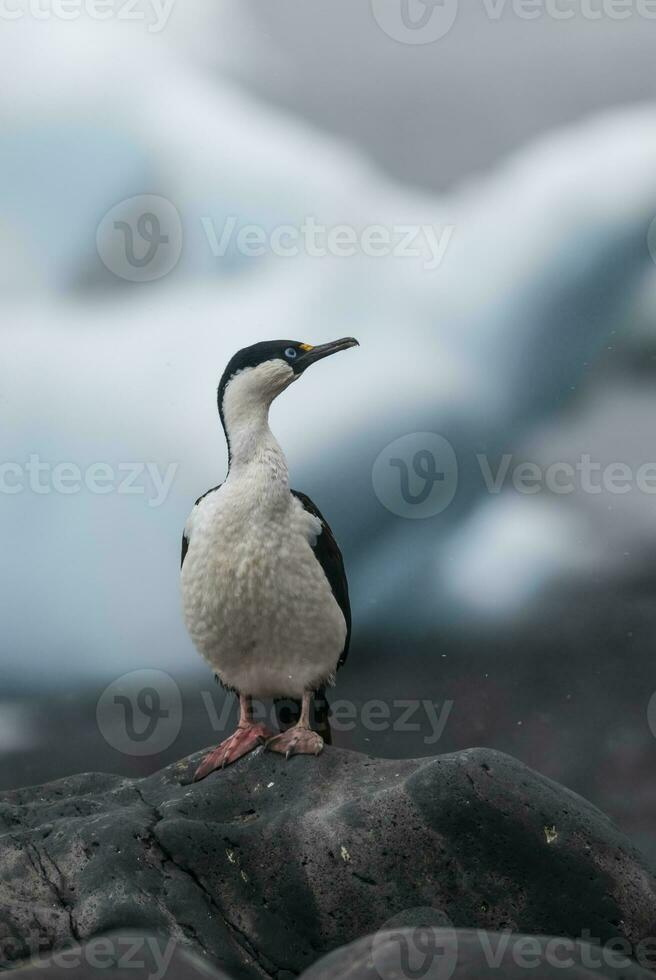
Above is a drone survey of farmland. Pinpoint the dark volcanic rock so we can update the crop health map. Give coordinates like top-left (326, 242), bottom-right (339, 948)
top-left (1, 747), bottom-right (655, 979)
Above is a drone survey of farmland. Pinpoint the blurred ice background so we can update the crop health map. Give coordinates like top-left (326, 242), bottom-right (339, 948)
top-left (4, 0), bottom-right (656, 859)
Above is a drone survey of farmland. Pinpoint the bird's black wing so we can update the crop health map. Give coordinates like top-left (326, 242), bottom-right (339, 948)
top-left (275, 490), bottom-right (352, 743)
top-left (181, 485), bottom-right (222, 568)
top-left (291, 489), bottom-right (351, 668)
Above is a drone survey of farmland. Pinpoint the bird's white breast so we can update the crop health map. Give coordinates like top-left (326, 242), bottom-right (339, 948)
top-left (181, 469), bottom-right (347, 699)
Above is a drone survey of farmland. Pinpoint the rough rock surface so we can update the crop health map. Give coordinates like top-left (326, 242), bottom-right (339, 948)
top-left (1, 747), bottom-right (655, 979)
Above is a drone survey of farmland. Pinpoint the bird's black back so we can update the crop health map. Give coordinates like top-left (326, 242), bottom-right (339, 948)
top-left (291, 489), bottom-right (351, 668)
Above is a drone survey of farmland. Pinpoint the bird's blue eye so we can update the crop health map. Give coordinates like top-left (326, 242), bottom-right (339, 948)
top-left (285, 347), bottom-right (297, 360)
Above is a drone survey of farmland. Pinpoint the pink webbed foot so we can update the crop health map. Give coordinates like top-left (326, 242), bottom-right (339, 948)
top-left (193, 722), bottom-right (274, 781)
top-left (265, 726), bottom-right (324, 760)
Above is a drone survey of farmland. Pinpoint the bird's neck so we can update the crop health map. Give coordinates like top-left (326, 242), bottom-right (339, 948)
top-left (222, 401), bottom-right (289, 487)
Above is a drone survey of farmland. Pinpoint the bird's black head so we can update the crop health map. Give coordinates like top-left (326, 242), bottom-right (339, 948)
top-left (217, 337), bottom-right (359, 423)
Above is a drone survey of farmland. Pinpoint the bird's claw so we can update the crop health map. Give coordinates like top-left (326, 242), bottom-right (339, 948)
top-left (193, 722), bottom-right (274, 781)
top-left (266, 726), bottom-right (324, 759)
